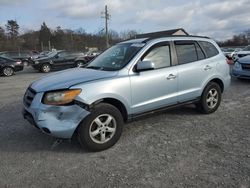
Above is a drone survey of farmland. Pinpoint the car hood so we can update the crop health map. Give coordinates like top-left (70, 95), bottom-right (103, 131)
top-left (31, 68), bottom-right (118, 92)
top-left (238, 55), bottom-right (250, 64)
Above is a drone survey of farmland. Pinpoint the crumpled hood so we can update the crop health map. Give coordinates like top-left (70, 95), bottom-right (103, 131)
top-left (31, 68), bottom-right (118, 92)
top-left (238, 55), bottom-right (250, 64)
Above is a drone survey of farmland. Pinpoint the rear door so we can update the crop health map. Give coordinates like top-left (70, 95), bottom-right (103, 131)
top-left (65, 52), bottom-right (79, 67)
top-left (174, 40), bottom-right (217, 102)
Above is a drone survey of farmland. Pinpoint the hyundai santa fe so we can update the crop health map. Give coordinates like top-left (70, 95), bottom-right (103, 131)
top-left (23, 36), bottom-right (231, 151)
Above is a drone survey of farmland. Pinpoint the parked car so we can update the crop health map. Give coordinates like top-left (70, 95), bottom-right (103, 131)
top-left (0, 51), bottom-right (38, 66)
top-left (231, 45), bottom-right (250, 61)
top-left (74, 53), bottom-right (100, 67)
top-left (0, 56), bottom-right (23, 76)
top-left (31, 50), bottom-right (84, 72)
top-left (23, 35), bottom-right (231, 151)
top-left (221, 47), bottom-right (235, 59)
top-left (232, 55), bottom-right (250, 79)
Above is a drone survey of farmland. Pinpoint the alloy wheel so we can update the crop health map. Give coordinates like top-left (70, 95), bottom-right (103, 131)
top-left (3, 67), bottom-right (14, 76)
top-left (89, 114), bottom-right (117, 144)
top-left (42, 65), bottom-right (50, 73)
top-left (206, 88), bottom-right (218, 109)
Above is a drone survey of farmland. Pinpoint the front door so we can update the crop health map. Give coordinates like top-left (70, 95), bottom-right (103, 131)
top-left (130, 42), bottom-right (178, 114)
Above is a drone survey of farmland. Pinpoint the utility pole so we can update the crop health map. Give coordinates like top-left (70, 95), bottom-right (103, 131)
top-left (101, 5), bottom-right (110, 49)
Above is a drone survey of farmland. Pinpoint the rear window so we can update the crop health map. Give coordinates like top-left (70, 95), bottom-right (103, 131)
top-left (199, 41), bottom-right (219, 58)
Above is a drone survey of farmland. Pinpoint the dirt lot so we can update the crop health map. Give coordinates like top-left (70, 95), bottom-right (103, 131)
top-left (0, 67), bottom-right (250, 188)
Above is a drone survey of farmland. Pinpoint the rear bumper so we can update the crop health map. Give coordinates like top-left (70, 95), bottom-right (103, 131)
top-left (23, 92), bottom-right (90, 138)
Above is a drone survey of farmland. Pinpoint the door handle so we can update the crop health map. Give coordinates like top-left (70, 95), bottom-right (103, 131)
top-left (166, 74), bottom-right (177, 80)
top-left (204, 65), bottom-right (212, 71)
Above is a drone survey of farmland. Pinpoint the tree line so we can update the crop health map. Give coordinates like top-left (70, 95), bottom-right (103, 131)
top-left (1, 19), bottom-right (249, 52)
top-left (0, 20), bottom-right (138, 52)
top-left (218, 30), bottom-right (250, 47)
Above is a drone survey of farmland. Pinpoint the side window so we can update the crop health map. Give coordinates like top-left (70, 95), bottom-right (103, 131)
top-left (199, 41), bottom-right (219, 58)
top-left (142, 44), bottom-right (171, 69)
top-left (175, 42), bottom-right (198, 64)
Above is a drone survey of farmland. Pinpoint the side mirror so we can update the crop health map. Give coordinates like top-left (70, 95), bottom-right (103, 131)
top-left (55, 54), bottom-right (59, 59)
top-left (136, 60), bottom-right (155, 72)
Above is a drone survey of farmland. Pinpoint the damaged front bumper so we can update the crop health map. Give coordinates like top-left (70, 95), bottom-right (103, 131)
top-left (23, 92), bottom-right (90, 139)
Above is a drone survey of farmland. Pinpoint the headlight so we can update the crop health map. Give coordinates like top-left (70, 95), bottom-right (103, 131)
top-left (234, 62), bottom-right (241, 69)
top-left (43, 89), bottom-right (81, 105)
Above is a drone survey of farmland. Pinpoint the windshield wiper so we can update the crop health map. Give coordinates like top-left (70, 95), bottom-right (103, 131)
top-left (86, 66), bottom-right (103, 70)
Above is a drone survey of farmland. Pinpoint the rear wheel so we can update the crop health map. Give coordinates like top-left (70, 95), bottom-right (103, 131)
top-left (77, 103), bottom-right (123, 151)
top-left (2, 67), bottom-right (14, 76)
top-left (40, 63), bottom-right (51, 73)
top-left (196, 82), bottom-right (221, 114)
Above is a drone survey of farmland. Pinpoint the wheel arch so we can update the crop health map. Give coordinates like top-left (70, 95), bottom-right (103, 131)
top-left (203, 77), bottom-right (225, 93)
top-left (208, 78), bottom-right (224, 93)
top-left (91, 98), bottom-right (128, 122)
top-left (72, 97), bottom-right (128, 140)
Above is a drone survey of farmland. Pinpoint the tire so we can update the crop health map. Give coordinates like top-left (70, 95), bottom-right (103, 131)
top-left (75, 61), bottom-right (85, 68)
top-left (77, 103), bottom-right (124, 151)
top-left (2, 67), bottom-right (14, 76)
top-left (40, 63), bottom-right (51, 73)
top-left (196, 82), bottom-right (222, 114)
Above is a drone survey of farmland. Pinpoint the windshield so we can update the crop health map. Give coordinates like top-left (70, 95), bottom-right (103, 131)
top-left (45, 51), bottom-right (57, 57)
top-left (86, 42), bottom-right (145, 71)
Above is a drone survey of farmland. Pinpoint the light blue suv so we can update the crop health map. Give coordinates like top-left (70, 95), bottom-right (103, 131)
top-left (23, 36), bottom-right (231, 151)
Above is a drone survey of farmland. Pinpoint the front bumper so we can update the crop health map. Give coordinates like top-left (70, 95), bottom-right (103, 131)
top-left (232, 68), bottom-right (250, 79)
top-left (14, 65), bottom-right (24, 72)
top-left (23, 92), bottom-right (90, 139)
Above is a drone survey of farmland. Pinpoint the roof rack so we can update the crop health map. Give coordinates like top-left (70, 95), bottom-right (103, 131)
top-left (140, 35), bottom-right (210, 43)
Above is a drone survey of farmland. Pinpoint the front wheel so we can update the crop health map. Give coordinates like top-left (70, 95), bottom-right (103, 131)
top-left (2, 67), bottom-right (14, 76)
top-left (196, 82), bottom-right (221, 114)
top-left (77, 103), bottom-right (123, 151)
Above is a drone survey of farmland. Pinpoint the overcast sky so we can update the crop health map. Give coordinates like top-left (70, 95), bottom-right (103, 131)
top-left (0, 0), bottom-right (250, 40)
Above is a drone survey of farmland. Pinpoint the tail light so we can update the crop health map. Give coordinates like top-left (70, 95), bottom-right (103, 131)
top-left (16, 61), bottom-right (22, 65)
top-left (226, 58), bottom-right (232, 65)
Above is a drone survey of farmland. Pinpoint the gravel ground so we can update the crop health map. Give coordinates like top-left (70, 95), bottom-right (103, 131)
top-left (0, 67), bottom-right (250, 188)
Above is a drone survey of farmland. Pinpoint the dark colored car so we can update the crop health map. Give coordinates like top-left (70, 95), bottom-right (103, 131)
top-left (32, 50), bottom-right (84, 73)
top-left (75, 55), bottom-right (97, 67)
top-left (0, 56), bottom-right (24, 76)
top-left (0, 51), bottom-right (39, 66)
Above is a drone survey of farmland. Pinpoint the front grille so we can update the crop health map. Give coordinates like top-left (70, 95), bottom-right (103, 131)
top-left (23, 87), bottom-right (36, 107)
top-left (242, 64), bottom-right (250, 71)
